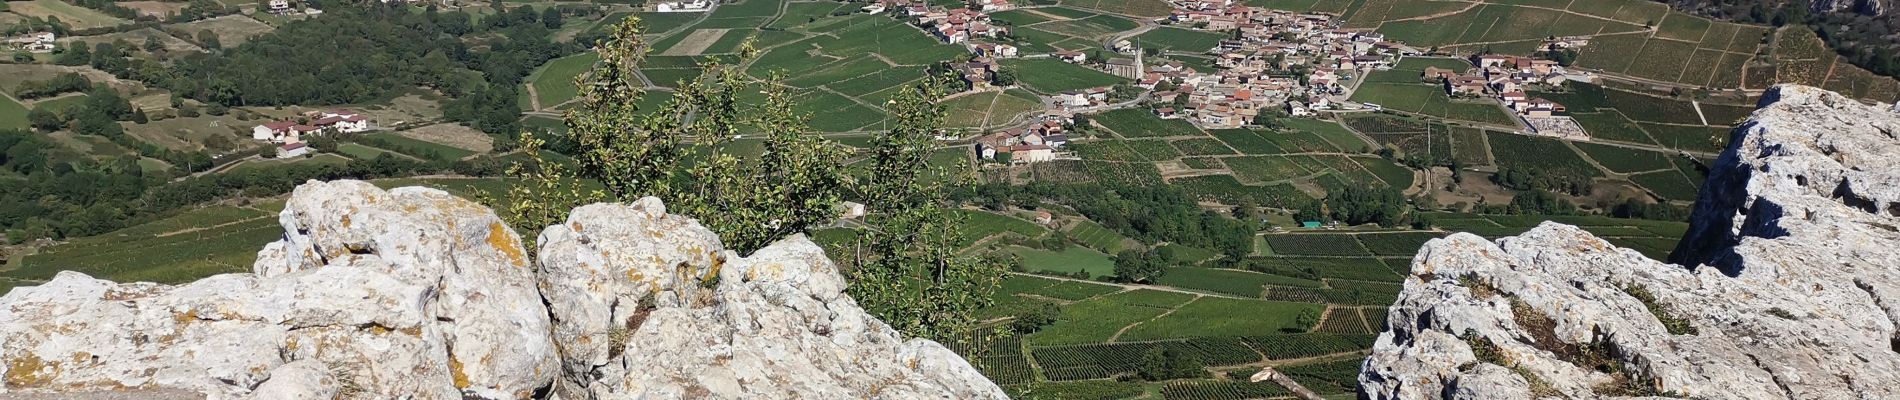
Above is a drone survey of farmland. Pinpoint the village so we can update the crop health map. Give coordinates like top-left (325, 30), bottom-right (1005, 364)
top-left (843, 0), bottom-right (1606, 166)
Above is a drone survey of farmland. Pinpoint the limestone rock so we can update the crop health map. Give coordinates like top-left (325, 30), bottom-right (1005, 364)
top-left (537, 200), bottom-right (1006, 399)
top-left (0, 180), bottom-right (1001, 399)
top-left (1361, 85), bottom-right (1900, 399)
top-left (0, 181), bottom-right (558, 398)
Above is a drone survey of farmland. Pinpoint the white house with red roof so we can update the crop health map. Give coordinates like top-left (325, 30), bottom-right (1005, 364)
top-left (251, 121), bottom-right (318, 143)
top-left (970, 42), bottom-right (1017, 58)
top-left (310, 110), bottom-right (370, 133)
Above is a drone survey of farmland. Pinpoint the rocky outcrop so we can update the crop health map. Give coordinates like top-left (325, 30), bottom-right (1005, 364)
top-left (0, 181), bottom-right (1002, 399)
top-left (1360, 85), bottom-right (1900, 399)
top-left (534, 199), bottom-right (1005, 399)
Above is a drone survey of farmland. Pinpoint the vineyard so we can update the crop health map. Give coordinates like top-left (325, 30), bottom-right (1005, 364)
top-left (1314, 308), bottom-right (1374, 334)
top-left (946, 331), bottom-right (1035, 385)
top-left (1243, 333), bottom-right (1379, 360)
top-left (1279, 358), bottom-right (1366, 395)
top-left (1031, 338), bottom-right (1260, 381)
top-left (1160, 380), bottom-right (1293, 400)
top-left (10, 205), bottom-right (280, 285)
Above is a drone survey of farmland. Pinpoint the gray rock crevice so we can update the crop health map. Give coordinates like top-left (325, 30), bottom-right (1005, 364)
top-left (0, 181), bottom-right (1002, 399)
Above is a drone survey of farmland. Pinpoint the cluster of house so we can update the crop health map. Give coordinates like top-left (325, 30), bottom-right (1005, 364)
top-left (971, 117), bottom-right (1072, 164)
top-left (872, 0), bottom-right (1011, 14)
top-left (266, 0), bottom-right (321, 15)
top-left (250, 110), bottom-right (369, 158)
top-left (6, 32), bottom-right (54, 53)
top-left (1056, 87), bottom-right (1113, 108)
top-left (951, 57), bottom-right (1006, 89)
top-left (1425, 54), bottom-right (1585, 117)
top-left (871, 0), bottom-right (1012, 44)
top-left (1146, 4), bottom-right (1414, 128)
top-left (654, 0), bottom-right (711, 13)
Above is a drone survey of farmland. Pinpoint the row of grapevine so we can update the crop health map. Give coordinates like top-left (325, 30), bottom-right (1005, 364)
top-left (1263, 287), bottom-right (1398, 306)
top-left (946, 330), bottom-right (1024, 358)
top-left (1241, 333), bottom-right (1377, 360)
top-left (1363, 307), bottom-right (1391, 331)
top-left (1315, 308), bottom-right (1372, 334)
top-left (1160, 380), bottom-right (1292, 400)
top-left (1041, 365), bottom-right (1112, 381)
top-left (1029, 338), bottom-right (1263, 381)
top-left (1279, 358), bottom-right (1365, 394)
top-left (975, 355), bottom-right (1035, 385)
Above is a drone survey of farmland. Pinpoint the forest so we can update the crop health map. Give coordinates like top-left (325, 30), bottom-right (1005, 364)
top-left (104, 3), bottom-right (585, 137)
top-left (0, 126), bottom-right (506, 242)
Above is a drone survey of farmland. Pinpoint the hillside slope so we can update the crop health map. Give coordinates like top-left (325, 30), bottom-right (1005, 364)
top-left (1359, 84), bottom-right (1900, 398)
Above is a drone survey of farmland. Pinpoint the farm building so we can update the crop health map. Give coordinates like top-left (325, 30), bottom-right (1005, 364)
top-left (655, 0), bottom-right (711, 12)
top-left (277, 142), bottom-right (310, 159)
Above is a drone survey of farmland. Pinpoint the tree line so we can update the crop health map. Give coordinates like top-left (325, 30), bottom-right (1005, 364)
top-left (1, 128), bottom-right (509, 243)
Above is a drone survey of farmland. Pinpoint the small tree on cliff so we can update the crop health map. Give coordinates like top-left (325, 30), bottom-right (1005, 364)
top-left (841, 77), bottom-right (1007, 340)
top-left (562, 17), bottom-right (849, 255)
top-left (500, 17), bottom-right (1002, 340)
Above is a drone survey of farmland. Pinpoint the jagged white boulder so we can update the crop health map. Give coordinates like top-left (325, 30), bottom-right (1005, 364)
top-left (0, 180), bottom-right (1002, 399)
top-left (536, 199), bottom-right (1006, 399)
top-left (1361, 85), bottom-right (1900, 399)
top-left (0, 181), bottom-right (558, 398)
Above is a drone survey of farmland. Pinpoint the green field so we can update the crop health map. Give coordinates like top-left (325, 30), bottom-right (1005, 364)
top-left (1093, 108), bottom-right (1203, 138)
top-left (1063, 220), bottom-right (1133, 253)
top-left (8, 205), bottom-right (279, 285)
top-left (28, 94), bottom-right (87, 115)
top-left (1156, 267), bottom-right (1321, 296)
top-left (1485, 131), bottom-right (1604, 178)
top-left (957, 209), bottom-right (1049, 246)
top-left (0, 95), bottom-right (28, 130)
top-left (1118, 297), bottom-right (1324, 340)
top-left (1131, 27), bottom-right (1228, 52)
top-left (1030, 290), bottom-right (1179, 345)
top-left (1349, 80), bottom-right (1517, 126)
top-left (8, 0), bottom-right (127, 30)
top-left (362, 133), bottom-right (476, 161)
top-left (1574, 142), bottom-right (1676, 174)
top-left (1001, 58), bottom-right (1127, 93)
top-left (1009, 245), bottom-right (1116, 278)
top-left (336, 143), bottom-right (408, 160)
top-left (526, 51), bottom-right (601, 110)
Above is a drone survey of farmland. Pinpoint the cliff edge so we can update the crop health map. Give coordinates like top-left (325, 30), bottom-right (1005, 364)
top-left (0, 180), bottom-right (1004, 399)
top-left (1359, 85), bottom-right (1900, 399)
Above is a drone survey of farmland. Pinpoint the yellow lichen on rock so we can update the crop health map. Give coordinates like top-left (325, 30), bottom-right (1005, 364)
top-left (5, 353), bottom-right (52, 388)
top-left (487, 221), bottom-right (527, 267)
top-left (449, 354), bottom-right (469, 389)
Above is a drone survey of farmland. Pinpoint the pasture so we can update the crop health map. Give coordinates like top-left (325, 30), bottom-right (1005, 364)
top-left (8, 0), bottom-right (127, 30)
top-left (172, 15), bottom-right (277, 48)
top-left (1008, 245), bottom-right (1115, 278)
